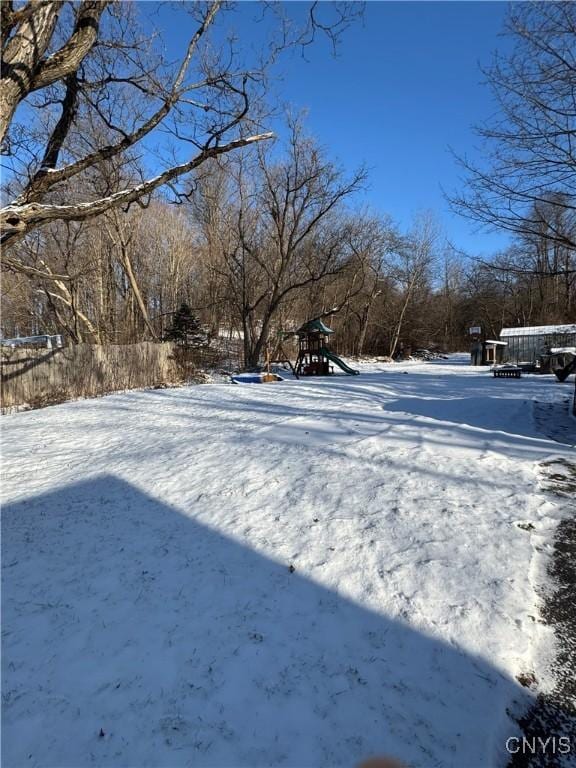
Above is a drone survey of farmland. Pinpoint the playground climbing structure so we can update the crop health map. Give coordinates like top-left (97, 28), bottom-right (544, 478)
top-left (294, 319), bottom-right (359, 376)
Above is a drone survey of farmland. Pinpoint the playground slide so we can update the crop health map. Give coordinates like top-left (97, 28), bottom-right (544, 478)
top-left (320, 347), bottom-right (360, 375)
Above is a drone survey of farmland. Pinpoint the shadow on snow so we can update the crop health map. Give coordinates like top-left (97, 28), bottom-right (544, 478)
top-left (2, 475), bottom-right (541, 768)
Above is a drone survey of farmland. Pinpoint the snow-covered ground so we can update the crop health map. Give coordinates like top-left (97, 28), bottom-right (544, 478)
top-left (2, 355), bottom-right (574, 768)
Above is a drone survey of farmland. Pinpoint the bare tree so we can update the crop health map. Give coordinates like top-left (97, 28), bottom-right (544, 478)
top-left (388, 212), bottom-right (439, 358)
top-left (343, 215), bottom-right (399, 356)
top-left (449, 2), bottom-right (576, 257)
top-left (1, 1), bottom-right (361, 258)
top-left (191, 120), bottom-right (367, 367)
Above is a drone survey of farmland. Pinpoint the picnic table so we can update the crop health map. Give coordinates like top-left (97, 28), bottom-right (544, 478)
top-left (492, 365), bottom-right (522, 379)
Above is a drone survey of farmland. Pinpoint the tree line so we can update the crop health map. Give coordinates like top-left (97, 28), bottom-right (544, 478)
top-left (1, 2), bottom-right (574, 366)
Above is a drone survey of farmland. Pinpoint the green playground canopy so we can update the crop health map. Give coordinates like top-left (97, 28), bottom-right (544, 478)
top-left (296, 319), bottom-right (334, 335)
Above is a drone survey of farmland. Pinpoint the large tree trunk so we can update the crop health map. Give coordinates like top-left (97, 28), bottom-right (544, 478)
top-left (0, 2), bottom-right (106, 145)
top-left (356, 288), bottom-right (381, 356)
top-left (107, 214), bottom-right (157, 341)
top-left (356, 304), bottom-right (371, 357)
top-left (389, 283), bottom-right (415, 359)
top-left (0, 3), bottom-right (59, 144)
top-left (242, 313), bottom-right (253, 368)
top-left (119, 249), bottom-right (157, 341)
top-left (248, 314), bottom-right (273, 370)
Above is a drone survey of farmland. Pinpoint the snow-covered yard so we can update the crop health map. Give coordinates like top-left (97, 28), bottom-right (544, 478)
top-left (2, 355), bottom-right (574, 768)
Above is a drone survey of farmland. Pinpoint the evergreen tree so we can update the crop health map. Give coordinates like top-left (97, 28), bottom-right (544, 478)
top-left (164, 303), bottom-right (207, 347)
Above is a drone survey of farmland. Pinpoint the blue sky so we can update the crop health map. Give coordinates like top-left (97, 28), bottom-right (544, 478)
top-left (277, 1), bottom-right (513, 255)
top-left (150, 2), bottom-right (515, 256)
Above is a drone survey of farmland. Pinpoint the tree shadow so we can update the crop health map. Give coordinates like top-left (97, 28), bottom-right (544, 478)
top-left (381, 393), bottom-right (551, 439)
top-left (2, 476), bottom-right (538, 768)
top-left (305, 365), bottom-right (574, 449)
top-left (1, 348), bottom-right (60, 383)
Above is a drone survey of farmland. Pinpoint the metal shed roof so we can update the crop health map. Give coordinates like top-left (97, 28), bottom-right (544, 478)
top-left (500, 324), bottom-right (576, 337)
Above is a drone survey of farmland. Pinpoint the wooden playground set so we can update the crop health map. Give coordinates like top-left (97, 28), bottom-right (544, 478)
top-left (292, 319), bottom-right (359, 377)
top-left (232, 319), bottom-right (359, 384)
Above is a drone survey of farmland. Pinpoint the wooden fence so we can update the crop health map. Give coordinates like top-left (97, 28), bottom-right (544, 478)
top-left (1, 342), bottom-right (191, 410)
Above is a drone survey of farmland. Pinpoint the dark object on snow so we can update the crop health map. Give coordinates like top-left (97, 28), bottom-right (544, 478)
top-left (516, 671), bottom-right (537, 689)
top-left (412, 348), bottom-right (448, 361)
top-left (288, 564), bottom-right (296, 573)
top-left (553, 355), bottom-right (576, 383)
top-left (98, 728), bottom-right (105, 738)
top-left (163, 303), bottom-right (207, 347)
top-left (492, 365), bottom-right (521, 379)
